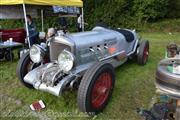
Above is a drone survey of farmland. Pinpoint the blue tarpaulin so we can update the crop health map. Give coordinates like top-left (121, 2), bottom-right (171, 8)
top-left (53, 6), bottom-right (80, 14)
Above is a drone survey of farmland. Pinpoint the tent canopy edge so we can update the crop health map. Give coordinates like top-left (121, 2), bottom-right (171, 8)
top-left (0, 0), bottom-right (83, 7)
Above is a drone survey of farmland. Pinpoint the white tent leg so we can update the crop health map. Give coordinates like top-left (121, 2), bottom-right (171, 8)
top-left (81, 7), bottom-right (84, 31)
top-left (23, 4), bottom-right (31, 48)
top-left (41, 9), bottom-right (44, 32)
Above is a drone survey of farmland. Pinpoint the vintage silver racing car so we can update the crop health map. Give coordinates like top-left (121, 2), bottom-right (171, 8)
top-left (17, 26), bottom-right (149, 115)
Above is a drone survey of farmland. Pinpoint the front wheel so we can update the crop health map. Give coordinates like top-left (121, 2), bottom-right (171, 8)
top-left (16, 52), bottom-right (37, 88)
top-left (77, 62), bottom-right (115, 116)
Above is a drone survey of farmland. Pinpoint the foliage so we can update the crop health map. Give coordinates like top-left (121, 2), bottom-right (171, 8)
top-left (1, 0), bottom-right (180, 32)
top-left (140, 19), bottom-right (180, 32)
top-left (0, 19), bottom-right (24, 29)
top-left (132, 0), bottom-right (169, 22)
top-left (84, 0), bottom-right (133, 29)
top-left (0, 17), bottom-right (78, 32)
top-left (166, 0), bottom-right (180, 18)
top-left (84, 0), bottom-right (180, 30)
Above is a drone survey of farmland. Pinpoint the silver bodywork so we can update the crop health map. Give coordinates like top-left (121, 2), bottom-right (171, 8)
top-left (24, 26), bottom-right (139, 96)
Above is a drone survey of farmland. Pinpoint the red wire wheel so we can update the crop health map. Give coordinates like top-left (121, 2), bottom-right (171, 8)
top-left (77, 62), bottom-right (115, 116)
top-left (91, 72), bottom-right (113, 109)
top-left (143, 46), bottom-right (149, 63)
top-left (137, 40), bottom-right (149, 65)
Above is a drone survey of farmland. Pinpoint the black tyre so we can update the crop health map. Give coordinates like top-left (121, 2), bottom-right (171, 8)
top-left (77, 62), bottom-right (115, 116)
top-left (137, 40), bottom-right (149, 65)
top-left (5, 50), bottom-right (14, 61)
top-left (16, 52), bottom-right (34, 88)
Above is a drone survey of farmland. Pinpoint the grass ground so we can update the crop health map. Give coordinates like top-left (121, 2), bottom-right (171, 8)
top-left (0, 32), bottom-right (180, 120)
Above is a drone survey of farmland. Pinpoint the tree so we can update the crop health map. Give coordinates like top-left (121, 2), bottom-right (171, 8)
top-left (133, 0), bottom-right (169, 22)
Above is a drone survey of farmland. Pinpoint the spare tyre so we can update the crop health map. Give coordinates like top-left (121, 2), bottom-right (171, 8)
top-left (155, 58), bottom-right (180, 99)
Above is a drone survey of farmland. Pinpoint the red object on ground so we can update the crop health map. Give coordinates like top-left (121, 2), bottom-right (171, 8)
top-left (0, 28), bottom-right (26, 44)
top-left (30, 100), bottom-right (45, 111)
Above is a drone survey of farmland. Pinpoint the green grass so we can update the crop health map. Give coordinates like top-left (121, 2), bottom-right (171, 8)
top-left (0, 32), bottom-right (180, 120)
top-left (139, 19), bottom-right (180, 32)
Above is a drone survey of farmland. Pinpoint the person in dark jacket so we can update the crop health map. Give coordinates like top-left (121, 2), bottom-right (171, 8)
top-left (58, 17), bottom-right (68, 33)
top-left (26, 15), bottom-right (39, 46)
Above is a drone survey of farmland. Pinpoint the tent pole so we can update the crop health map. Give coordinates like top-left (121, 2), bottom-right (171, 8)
top-left (81, 7), bottom-right (84, 31)
top-left (41, 9), bottom-right (44, 32)
top-left (23, 4), bottom-right (31, 48)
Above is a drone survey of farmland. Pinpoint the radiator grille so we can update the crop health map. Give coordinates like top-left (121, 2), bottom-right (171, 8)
top-left (50, 42), bottom-right (71, 61)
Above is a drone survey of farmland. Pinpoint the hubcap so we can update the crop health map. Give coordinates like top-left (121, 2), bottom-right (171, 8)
top-left (91, 72), bottom-right (112, 109)
top-left (143, 47), bottom-right (149, 63)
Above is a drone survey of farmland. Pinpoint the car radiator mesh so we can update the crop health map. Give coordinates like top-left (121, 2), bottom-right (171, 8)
top-left (50, 42), bottom-right (71, 61)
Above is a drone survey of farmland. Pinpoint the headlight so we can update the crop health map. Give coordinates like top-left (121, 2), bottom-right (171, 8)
top-left (58, 50), bottom-right (74, 72)
top-left (30, 45), bottom-right (45, 63)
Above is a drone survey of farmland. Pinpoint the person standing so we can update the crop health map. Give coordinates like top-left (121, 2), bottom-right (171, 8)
top-left (77, 14), bottom-right (82, 32)
top-left (58, 17), bottom-right (68, 33)
top-left (26, 15), bottom-right (39, 46)
top-left (58, 17), bottom-right (67, 28)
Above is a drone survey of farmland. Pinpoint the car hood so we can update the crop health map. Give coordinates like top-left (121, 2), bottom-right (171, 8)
top-left (68, 27), bottom-right (122, 49)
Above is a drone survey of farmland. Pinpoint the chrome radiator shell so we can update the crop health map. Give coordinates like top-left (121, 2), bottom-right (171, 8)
top-left (49, 41), bottom-right (71, 61)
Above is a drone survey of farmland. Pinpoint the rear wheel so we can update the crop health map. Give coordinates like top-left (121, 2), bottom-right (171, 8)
top-left (77, 62), bottom-right (115, 116)
top-left (137, 40), bottom-right (149, 65)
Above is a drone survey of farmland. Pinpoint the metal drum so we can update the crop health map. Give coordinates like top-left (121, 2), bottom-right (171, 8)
top-left (156, 58), bottom-right (180, 99)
